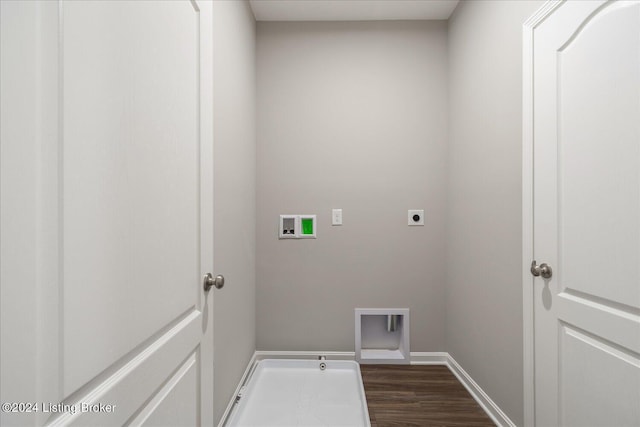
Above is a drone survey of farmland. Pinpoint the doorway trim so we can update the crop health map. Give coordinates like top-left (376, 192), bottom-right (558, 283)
top-left (522, 2), bottom-right (563, 427)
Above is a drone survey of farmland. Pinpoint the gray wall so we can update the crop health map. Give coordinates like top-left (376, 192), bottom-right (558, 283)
top-left (213, 1), bottom-right (256, 424)
top-left (217, 4), bottom-right (547, 423)
top-left (446, 1), bottom-right (543, 425)
top-left (256, 21), bottom-right (448, 352)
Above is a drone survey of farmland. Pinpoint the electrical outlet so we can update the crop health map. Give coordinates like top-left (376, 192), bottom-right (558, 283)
top-left (408, 210), bottom-right (424, 226)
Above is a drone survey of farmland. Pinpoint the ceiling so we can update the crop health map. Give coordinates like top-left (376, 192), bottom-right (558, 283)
top-left (249, 0), bottom-right (460, 22)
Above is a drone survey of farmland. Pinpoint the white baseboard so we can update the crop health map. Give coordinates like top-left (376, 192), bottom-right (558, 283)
top-left (218, 350), bottom-right (514, 427)
top-left (446, 354), bottom-right (516, 427)
top-left (410, 351), bottom-right (448, 365)
top-left (217, 352), bottom-right (257, 427)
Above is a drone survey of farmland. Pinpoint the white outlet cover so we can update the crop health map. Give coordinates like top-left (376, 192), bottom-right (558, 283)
top-left (408, 209), bottom-right (424, 226)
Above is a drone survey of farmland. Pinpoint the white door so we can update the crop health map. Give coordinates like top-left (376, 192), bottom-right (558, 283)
top-left (1, 1), bottom-right (215, 426)
top-left (528, 1), bottom-right (640, 426)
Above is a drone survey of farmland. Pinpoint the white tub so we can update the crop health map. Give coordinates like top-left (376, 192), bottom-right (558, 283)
top-left (226, 359), bottom-right (371, 427)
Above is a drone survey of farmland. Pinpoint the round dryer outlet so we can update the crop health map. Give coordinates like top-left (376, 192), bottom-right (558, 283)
top-left (408, 209), bottom-right (424, 226)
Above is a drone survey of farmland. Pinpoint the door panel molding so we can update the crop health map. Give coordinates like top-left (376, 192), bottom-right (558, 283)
top-left (48, 310), bottom-right (202, 426)
top-left (559, 323), bottom-right (640, 426)
top-left (557, 292), bottom-right (640, 353)
top-left (128, 351), bottom-right (199, 427)
top-left (558, 1), bottom-right (619, 51)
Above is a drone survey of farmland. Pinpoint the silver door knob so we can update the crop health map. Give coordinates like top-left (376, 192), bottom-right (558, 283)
top-left (530, 260), bottom-right (552, 279)
top-left (203, 273), bottom-right (224, 291)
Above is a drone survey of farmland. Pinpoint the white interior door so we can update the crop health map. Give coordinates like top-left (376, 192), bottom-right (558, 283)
top-left (530, 1), bottom-right (640, 426)
top-left (1, 1), bottom-right (214, 426)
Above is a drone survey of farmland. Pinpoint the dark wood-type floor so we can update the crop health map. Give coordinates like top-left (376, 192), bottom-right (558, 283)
top-left (360, 365), bottom-right (495, 427)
